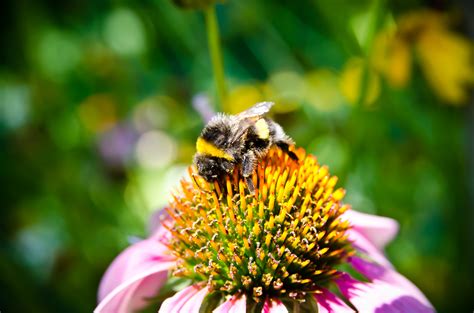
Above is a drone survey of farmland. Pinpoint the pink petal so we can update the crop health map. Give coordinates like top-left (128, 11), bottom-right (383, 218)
top-left (178, 286), bottom-right (210, 313)
top-left (343, 210), bottom-right (399, 250)
top-left (263, 298), bottom-right (288, 313)
top-left (314, 288), bottom-right (354, 313)
top-left (98, 238), bottom-right (175, 302)
top-left (335, 273), bottom-right (434, 313)
top-left (149, 209), bottom-right (174, 243)
top-left (213, 294), bottom-right (246, 313)
top-left (95, 261), bottom-right (175, 313)
top-left (347, 228), bottom-right (393, 269)
top-left (349, 256), bottom-right (432, 308)
top-left (159, 284), bottom-right (206, 313)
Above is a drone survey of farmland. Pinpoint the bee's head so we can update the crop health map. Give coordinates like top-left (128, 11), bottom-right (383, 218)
top-left (194, 154), bottom-right (234, 181)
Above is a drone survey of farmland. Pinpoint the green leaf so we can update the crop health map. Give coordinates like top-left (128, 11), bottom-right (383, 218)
top-left (199, 292), bottom-right (224, 313)
top-left (300, 295), bottom-right (319, 313)
top-left (280, 296), bottom-right (319, 313)
top-left (337, 262), bottom-right (370, 283)
top-left (247, 298), bottom-right (264, 313)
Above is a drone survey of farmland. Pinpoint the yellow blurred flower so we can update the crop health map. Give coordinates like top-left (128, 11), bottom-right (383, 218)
top-left (225, 70), bottom-right (345, 114)
top-left (372, 10), bottom-right (474, 105)
top-left (416, 26), bottom-right (474, 104)
top-left (224, 84), bottom-right (264, 115)
top-left (372, 31), bottom-right (411, 88)
top-left (340, 57), bottom-right (381, 106)
top-left (224, 72), bottom-right (305, 115)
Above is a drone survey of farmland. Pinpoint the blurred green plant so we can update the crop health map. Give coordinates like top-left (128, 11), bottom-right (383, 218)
top-left (372, 9), bottom-right (474, 105)
top-left (0, 0), bottom-right (473, 312)
top-left (172, 0), bottom-right (223, 10)
top-left (171, 0), bottom-right (228, 108)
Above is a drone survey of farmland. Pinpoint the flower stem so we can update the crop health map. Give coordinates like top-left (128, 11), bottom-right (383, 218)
top-left (356, 0), bottom-right (384, 107)
top-left (293, 301), bottom-right (301, 313)
top-left (204, 5), bottom-right (227, 109)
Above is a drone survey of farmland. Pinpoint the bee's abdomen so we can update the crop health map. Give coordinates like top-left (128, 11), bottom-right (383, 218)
top-left (254, 118), bottom-right (270, 140)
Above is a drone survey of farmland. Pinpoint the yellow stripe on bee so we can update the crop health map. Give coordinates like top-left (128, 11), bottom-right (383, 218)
top-left (255, 118), bottom-right (269, 140)
top-left (196, 137), bottom-right (234, 161)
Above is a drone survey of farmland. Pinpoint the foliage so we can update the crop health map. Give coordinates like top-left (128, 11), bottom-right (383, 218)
top-left (0, 0), bottom-right (473, 312)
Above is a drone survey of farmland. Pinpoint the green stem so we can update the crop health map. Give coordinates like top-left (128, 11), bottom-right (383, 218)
top-left (204, 5), bottom-right (227, 109)
top-left (356, 0), bottom-right (385, 107)
top-left (293, 301), bottom-right (301, 313)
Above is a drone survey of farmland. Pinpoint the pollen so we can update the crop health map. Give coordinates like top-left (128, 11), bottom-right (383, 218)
top-left (165, 147), bottom-right (353, 302)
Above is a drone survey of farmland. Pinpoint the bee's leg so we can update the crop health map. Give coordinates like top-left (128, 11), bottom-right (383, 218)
top-left (245, 177), bottom-right (255, 193)
top-left (242, 151), bottom-right (256, 192)
top-left (191, 174), bottom-right (211, 193)
top-left (276, 141), bottom-right (298, 161)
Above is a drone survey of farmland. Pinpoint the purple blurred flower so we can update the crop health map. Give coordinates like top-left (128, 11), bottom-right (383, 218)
top-left (192, 93), bottom-right (215, 123)
top-left (98, 123), bottom-right (138, 168)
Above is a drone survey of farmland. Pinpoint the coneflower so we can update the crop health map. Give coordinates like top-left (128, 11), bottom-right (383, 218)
top-left (96, 147), bottom-right (434, 312)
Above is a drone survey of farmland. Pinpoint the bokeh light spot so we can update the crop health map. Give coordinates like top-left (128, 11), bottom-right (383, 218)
top-left (133, 97), bottom-right (170, 132)
top-left (266, 71), bottom-right (304, 113)
top-left (308, 134), bottom-right (349, 174)
top-left (305, 69), bottom-right (344, 112)
top-left (37, 30), bottom-right (81, 79)
top-left (135, 130), bottom-right (177, 169)
top-left (103, 8), bottom-right (146, 56)
top-left (0, 82), bottom-right (30, 130)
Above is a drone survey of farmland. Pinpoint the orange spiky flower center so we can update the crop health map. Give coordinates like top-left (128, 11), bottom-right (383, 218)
top-left (165, 147), bottom-right (353, 303)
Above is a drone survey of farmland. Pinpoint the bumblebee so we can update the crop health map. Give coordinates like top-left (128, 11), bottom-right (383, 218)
top-left (193, 101), bottom-right (298, 191)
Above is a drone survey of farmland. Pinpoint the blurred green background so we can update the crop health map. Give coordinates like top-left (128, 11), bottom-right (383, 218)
top-left (1, 0), bottom-right (473, 312)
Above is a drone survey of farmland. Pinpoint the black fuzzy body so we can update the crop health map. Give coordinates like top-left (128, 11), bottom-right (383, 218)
top-left (194, 103), bottom-right (297, 190)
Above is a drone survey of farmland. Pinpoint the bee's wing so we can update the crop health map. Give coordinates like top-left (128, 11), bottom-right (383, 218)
top-left (237, 101), bottom-right (274, 119)
top-left (228, 102), bottom-right (274, 146)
